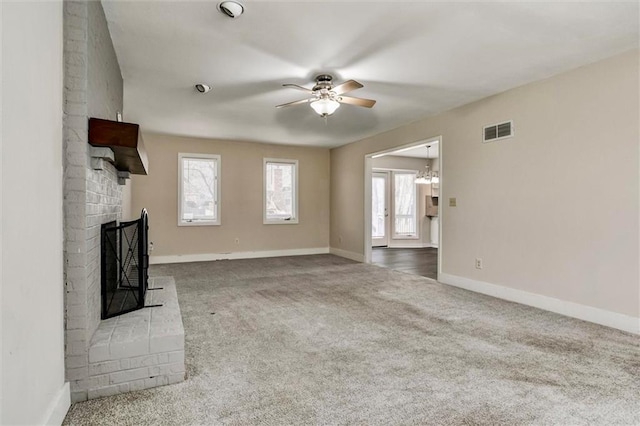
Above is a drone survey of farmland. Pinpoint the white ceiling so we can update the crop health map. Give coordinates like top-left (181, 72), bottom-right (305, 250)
top-left (102, 1), bottom-right (638, 148)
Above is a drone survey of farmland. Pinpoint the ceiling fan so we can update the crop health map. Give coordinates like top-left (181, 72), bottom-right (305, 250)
top-left (276, 74), bottom-right (376, 118)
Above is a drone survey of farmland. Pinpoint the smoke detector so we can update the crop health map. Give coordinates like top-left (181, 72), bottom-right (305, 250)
top-left (195, 84), bottom-right (212, 94)
top-left (217, 1), bottom-right (244, 18)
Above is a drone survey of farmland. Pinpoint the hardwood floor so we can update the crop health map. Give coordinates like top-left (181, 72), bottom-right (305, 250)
top-left (371, 247), bottom-right (438, 280)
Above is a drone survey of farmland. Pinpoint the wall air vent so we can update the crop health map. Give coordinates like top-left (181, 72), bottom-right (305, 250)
top-left (483, 120), bottom-right (514, 143)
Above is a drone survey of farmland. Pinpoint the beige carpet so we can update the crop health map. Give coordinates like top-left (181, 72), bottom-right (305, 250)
top-left (64, 255), bottom-right (639, 425)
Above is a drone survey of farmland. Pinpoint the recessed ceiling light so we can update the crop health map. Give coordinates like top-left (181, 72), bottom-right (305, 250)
top-left (195, 84), bottom-right (211, 93)
top-left (217, 1), bottom-right (244, 18)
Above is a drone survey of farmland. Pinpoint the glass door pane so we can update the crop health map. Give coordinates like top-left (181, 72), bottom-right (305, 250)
top-left (394, 172), bottom-right (417, 237)
top-left (372, 175), bottom-right (386, 238)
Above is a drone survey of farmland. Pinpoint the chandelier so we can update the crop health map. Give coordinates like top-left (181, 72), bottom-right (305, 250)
top-left (415, 145), bottom-right (439, 185)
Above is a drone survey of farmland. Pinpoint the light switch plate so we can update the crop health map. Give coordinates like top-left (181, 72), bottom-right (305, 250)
top-left (449, 197), bottom-right (457, 207)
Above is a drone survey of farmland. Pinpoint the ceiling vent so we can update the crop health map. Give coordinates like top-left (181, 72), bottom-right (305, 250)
top-left (483, 120), bottom-right (514, 143)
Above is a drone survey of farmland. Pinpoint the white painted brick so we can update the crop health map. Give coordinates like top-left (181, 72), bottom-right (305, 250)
top-left (65, 39), bottom-right (88, 54)
top-left (63, 206), bottom-right (81, 219)
top-left (66, 317), bottom-right (86, 331)
top-left (66, 28), bottom-right (87, 42)
top-left (65, 356), bottom-right (86, 370)
top-left (110, 366), bottom-right (150, 385)
top-left (168, 351), bottom-right (185, 364)
top-left (157, 352), bottom-right (169, 364)
top-left (65, 15), bottom-right (87, 31)
top-left (67, 302), bottom-right (88, 318)
top-left (88, 374), bottom-right (110, 389)
top-left (66, 75), bottom-right (87, 90)
top-left (88, 383), bottom-right (129, 400)
top-left (149, 362), bottom-right (185, 377)
top-left (64, 114), bottom-right (88, 131)
top-left (68, 340), bottom-right (88, 356)
top-left (89, 360), bottom-right (120, 376)
top-left (65, 51), bottom-right (87, 67)
top-left (65, 201), bottom-right (87, 216)
top-left (71, 390), bottom-right (88, 403)
top-left (65, 230), bottom-right (85, 244)
top-left (65, 178), bottom-right (88, 192)
top-left (66, 251), bottom-right (87, 265)
top-left (65, 1), bottom-right (87, 18)
top-left (65, 102), bottom-right (86, 116)
top-left (65, 89), bottom-right (87, 104)
top-left (129, 354), bottom-right (159, 369)
top-left (109, 339), bottom-right (149, 360)
top-left (65, 278), bottom-right (86, 294)
top-left (64, 188), bottom-right (85, 203)
top-left (65, 291), bottom-right (86, 305)
top-left (149, 335), bottom-right (183, 354)
top-left (168, 372), bottom-right (186, 385)
top-left (67, 151), bottom-right (87, 167)
top-left (88, 342), bottom-right (110, 363)
top-left (151, 376), bottom-right (169, 387)
top-left (128, 378), bottom-right (149, 392)
top-left (67, 366), bottom-right (88, 381)
top-left (66, 329), bottom-right (87, 343)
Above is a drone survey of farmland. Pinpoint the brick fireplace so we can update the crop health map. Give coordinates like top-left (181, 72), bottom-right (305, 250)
top-left (63, 1), bottom-right (184, 402)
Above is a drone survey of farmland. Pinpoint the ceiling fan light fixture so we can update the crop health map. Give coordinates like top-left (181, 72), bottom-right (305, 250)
top-left (310, 98), bottom-right (340, 117)
top-left (217, 1), bottom-right (244, 18)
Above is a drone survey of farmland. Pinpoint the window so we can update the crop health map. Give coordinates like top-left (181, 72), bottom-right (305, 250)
top-left (393, 171), bottom-right (418, 238)
top-left (178, 153), bottom-right (220, 226)
top-left (264, 158), bottom-right (298, 224)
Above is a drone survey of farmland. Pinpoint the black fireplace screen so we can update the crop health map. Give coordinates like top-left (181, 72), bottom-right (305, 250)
top-left (101, 209), bottom-right (149, 319)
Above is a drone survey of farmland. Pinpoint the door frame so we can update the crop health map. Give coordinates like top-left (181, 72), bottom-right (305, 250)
top-left (371, 170), bottom-right (391, 247)
top-left (363, 135), bottom-right (443, 279)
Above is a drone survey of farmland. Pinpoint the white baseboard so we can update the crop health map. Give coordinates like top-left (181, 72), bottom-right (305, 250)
top-left (329, 247), bottom-right (365, 263)
top-left (438, 273), bottom-right (639, 335)
top-left (387, 242), bottom-right (435, 249)
top-left (150, 247), bottom-right (330, 265)
top-left (43, 382), bottom-right (70, 425)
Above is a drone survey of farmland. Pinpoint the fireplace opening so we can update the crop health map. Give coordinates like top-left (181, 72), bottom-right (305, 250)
top-left (101, 209), bottom-right (149, 319)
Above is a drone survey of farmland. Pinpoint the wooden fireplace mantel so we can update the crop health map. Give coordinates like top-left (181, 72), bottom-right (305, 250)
top-left (88, 117), bottom-right (149, 175)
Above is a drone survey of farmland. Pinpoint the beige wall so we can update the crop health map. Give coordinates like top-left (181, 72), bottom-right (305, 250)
top-left (131, 133), bottom-right (330, 257)
top-left (372, 155), bottom-right (432, 246)
top-left (331, 50), bottom-right (639, 318)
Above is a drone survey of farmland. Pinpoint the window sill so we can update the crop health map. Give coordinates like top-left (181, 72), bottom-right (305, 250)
top-left (264, 219), bottom-right (299, 225)
top-left (178, 221), bottom-right (221, 227)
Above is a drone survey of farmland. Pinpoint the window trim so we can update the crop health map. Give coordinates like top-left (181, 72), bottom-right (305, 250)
top-left (263, 158), bottom-right (299, 225)
top-left (391, 170), bottom-right (419, 240)
top-left (178, 153), bottom-right (221, 227)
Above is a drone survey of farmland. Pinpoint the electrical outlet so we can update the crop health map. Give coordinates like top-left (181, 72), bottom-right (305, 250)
top-left (449, 197), bottom-right (457, 207)
top-left (339, 235), bottom-right (343, 243)
top-left (475, 258), bottom-right (483, 269)
top-left (149, 242), bottom-right (154, 252)
top-left (234, 238), bottom-right (240, 244)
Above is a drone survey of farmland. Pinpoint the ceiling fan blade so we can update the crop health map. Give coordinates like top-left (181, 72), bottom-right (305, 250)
top-left (275, 98), bottom-right (310, 108)
top-left (338, 96), bottom-right (376, 108)
top-left (282, 83), bottom-right (313, 93)
top-left (332, 79), bottom-right (363, 95)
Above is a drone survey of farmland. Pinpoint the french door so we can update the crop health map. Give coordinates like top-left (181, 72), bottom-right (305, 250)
top-left (372, 171), bottom-right (390, 247)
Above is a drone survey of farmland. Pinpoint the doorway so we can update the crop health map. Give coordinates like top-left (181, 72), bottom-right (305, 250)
top-left (371, 171), bottom-right (390, 247)
top-left (364, 136), bottom-right (442, 280)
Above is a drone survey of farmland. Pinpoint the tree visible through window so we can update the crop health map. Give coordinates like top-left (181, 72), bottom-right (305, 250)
top-left (264, 159), bottom-right (298, 223)
top-left (394, 172), bottom-right (417, 237)
top-left (179, 154), bottom-right (220, 225)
